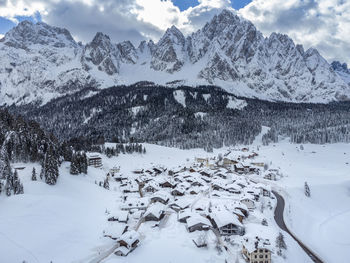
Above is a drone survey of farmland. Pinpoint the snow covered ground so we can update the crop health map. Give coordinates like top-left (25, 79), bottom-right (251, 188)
top-left (255, 140), bottom-right (350, 263)
top-left (0, 140), bottom-right (349, 263)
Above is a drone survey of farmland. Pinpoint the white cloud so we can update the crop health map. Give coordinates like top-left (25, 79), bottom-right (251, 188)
top-left (239, 0), bottom-right (350, 64)
top-left (0, 0), bottom-right (231, 44)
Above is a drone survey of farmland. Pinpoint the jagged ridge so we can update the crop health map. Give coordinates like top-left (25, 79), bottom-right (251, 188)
top-left (0, 9), bottom-right (349, 105)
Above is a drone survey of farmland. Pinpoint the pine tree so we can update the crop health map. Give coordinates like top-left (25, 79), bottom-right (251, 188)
top-left (81, 152), bottom-right (88, 174)
top-left (276, 232), bottom-right (287, 256)
top-left (5, 179), bottom-right (11, 196)
top-left (44, 146), bottom-right (59, 185)
top-left (70, 153), bottom-right (79, 175)
top-left (103, 176), bottom-right (109, 190)
top-left (304, 182), bottom-right (311, 197)
top-left (32, 167), bottom-right (37, 181)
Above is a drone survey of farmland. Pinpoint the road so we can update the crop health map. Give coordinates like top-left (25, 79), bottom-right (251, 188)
top-left (272, 191), bottom-right (324, 263)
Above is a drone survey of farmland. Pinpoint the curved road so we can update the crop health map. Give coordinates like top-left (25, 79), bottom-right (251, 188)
top-left (272, 191), bottom-right (324, 263)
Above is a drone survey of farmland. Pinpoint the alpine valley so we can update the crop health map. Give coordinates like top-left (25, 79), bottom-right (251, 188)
top-left (1, 8), bottom-right (350, 263)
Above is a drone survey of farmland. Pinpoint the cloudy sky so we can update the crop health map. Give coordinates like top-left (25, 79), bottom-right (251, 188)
top-left (0, 0), bottom-right (349, 64)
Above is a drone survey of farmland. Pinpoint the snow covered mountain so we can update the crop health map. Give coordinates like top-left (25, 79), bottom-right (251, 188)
top-left (0, 9), bottom-right (349, 105)
top-left (331, 61), bottom-right (350, 87)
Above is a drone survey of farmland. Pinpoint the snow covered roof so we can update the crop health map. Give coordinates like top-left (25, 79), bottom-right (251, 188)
top-left (118, 211), bottom-right (129, 221)
top-left (243, 236), bottom-right (272, 254)
top-left (118, 230), bottom-right (140, 247)
top-left (186, 214), bottom-right (211, 228)
top-left (151, 190), bottom-right (171, 201)
top-left (210, 210), bottom-right (243, 228)
top-left (144, 202), bottom-right (165, 218)
top-left (86, 152), bottom-right (101, 159)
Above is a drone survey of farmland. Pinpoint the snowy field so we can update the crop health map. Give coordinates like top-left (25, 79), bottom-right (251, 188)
top-left (0, 139), bottom-right (349, 263)
top-left (256, 141), bottom-right (350, 263)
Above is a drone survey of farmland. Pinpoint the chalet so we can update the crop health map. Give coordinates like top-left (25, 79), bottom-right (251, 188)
top-left (190, 189), bottom-right (199, 195)
top-left (223, 158), bottom-right (238, 167)
top-left (200, 171), bottom-right (211, 178)
top-left (225, 183), bottom-right (241, 194)
top-left (150, 191), bottom-right (170, 204)
top-left (257, 184), bottom-right (271, 197)
top-left (143, 182), bottom-right (159, 193)
top-left (87, 153), bottom-right (102, 168)
top-left (191, 181), bottom-right (203, 187)
top-left (169, 199), bottom-right (190, 212)
top-left (132, 169), bottom-right (144, 174)
top-left (196, 157), bottom-right (208, 164)
top-left (233, 209), bottom-right (245, 223)
top-left (171, 188), bottom-right (185, 196)
top-left (115, 230), bottom-right (140, 257)
top-left (209, 210), bottom-right (245, 236)
top-left (14, 166), bottom-right (25, 170)
top-left (264, 173), bottom-right (277, 181)
top-left (212, 182), bottom-right (225, 191)
top-left (109, 166), bottom-right (120, 174)
top-left (144, 203), bottom-right (165, 221)
top-left (114, 173), bottom-right (128, 182)
top-left (235, 204), bottom-right (249, 217)
top-left (121, 197), bottom-right (149, 211)
top-left (158, 178), bottom-right (176, 189)
top-left (241, 198), bottom-right (255, 210)
top-left (234, 164), bottom-right (245, 174)
top-left (251, 162), bottom-right (264, 167)
top-left (118, 211), bottom-right (129, 223)
top-left (186, 215), bottom-right (212, 232)
top-left (246, 189), bottom-right (260, 201)
top-left (153, 167), bottom-right (163, 174)
top-left (242, 237), bottom-right (272, 263)
top-left (178, 210), bottom-right (195, 223)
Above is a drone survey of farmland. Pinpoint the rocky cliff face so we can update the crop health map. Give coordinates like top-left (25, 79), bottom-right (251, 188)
top-left (331, 61), bottom-right (350, 87)
top-left (0, 9), bottom-right (349, 106)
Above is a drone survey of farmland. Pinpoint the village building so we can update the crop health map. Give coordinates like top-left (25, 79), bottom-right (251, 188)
top-left (87, 153), bottom-right (102, 168)
top-left (115, 230), bottom-right (140, 257)
top-left (150, 191), bottom-right (171, 204)
top-left (144, 203), bottom-right (166, 221)
top-left (117, 211), bottom-right (129, 223)
top-left (186, 215), bottom-right (212, 232)
top-left (209, 210), bottom-right (245, 236)
top-left (264, 173), bottom-right (277, 181)
top-left (109, 166), bottom-right (120, 174)
top-left (242, 237), bottom-right (272, 263)
top-left (143, 182), bottom-right (159, 193)
top-left (223, 158), bottom-right (238, 167)
top-left (241, 197), bottom-right (256, 210)
top-left (178, 210), bottom-right (196, 223)
top-left (121, 197), bottom-right (149, 211)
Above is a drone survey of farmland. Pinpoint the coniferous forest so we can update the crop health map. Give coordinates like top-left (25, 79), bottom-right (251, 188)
top-left (6, 83), bottom-right (350, 151)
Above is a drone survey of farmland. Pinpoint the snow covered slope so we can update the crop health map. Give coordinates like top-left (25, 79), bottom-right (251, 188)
top-left (0, 10), bottom-right (349, 105)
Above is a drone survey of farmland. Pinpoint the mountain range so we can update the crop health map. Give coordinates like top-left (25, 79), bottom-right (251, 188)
top-left (0, 9), bottom-right (349, 106)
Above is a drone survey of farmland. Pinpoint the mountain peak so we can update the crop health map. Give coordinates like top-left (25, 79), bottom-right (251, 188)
top-left (331, 61), bottom-right (350, 74)
top-left (161, 25), bottom-right (185, 45)
top-left (1, 20), bottom-right (76, 49)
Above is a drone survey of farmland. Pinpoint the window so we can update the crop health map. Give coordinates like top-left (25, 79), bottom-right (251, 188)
top-left (259, 255), bottom-right (263, 258)
top-left (265, 255), bottom-right (268, 258)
